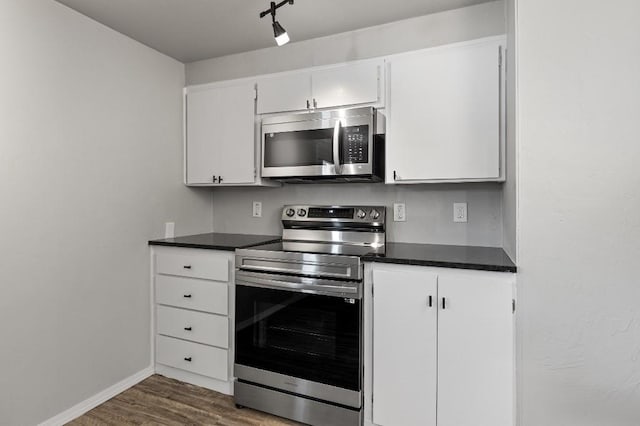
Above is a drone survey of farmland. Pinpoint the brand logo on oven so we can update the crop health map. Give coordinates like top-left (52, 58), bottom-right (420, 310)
top-left (344, 298), bottom-right (356, 304)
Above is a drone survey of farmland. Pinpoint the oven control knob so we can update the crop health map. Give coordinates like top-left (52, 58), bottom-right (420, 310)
top-left (297, 208), bottom-right (307, 217)
top-left (370, 209), bottom-right (381, 220)
top-left (286, 208), bottom-right (296, 217)
top-left (356, 209), bottom-right (367, 219)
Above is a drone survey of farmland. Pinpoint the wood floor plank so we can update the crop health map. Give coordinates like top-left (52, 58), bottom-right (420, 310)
top-left (67, 375), bottom-right (301, 426)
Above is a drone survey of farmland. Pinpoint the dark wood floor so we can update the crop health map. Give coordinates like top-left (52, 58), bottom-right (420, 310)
top-left (67, 374), bottom-right (301, 425)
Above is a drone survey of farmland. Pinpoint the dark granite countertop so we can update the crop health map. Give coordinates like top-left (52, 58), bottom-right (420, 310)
top-left (149, 233), bottom-right (516, 272)
top-left (362, 242), bottom-right (516, 273)
top-left (148, 232), bottom-right (281, 251)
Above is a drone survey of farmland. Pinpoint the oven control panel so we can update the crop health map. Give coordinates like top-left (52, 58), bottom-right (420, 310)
top-left (282, 205), bottom-right (385, 223)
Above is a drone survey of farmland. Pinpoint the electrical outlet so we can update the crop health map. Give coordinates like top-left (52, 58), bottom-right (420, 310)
top-left (164, 222), bottom-right (175, 238)
top-left (252, 201), bottom-right (262, 218)
top-left (453, 203), bottom-right (468, 223)
top-left (393, 203), bottom-right (406, 222)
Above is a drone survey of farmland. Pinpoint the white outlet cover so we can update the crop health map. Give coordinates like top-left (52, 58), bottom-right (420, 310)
top-left (393, 203), bottom-right (406, 222)
top-left (453, 203), bottom-right (468, 223)
top-left (164, 222), bottom-right (175, 238)
top-left (252, 201), bottom-right (262, 218)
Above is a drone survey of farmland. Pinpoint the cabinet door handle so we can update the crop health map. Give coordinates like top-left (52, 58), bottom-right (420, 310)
top-left (212, 175), bottom-right (217, 183)
top-left (183, 294), bottom-right (192, 298)
top-left (184, 326), bottom-right (192, 331)
top-left (393, 170), bottom-right (398, 181)
top-left (442, 297), bottom-right (446, 310)
top-left (184, 357), bottom-right (192, 362)
top-left (428, 295), bottom-right (433, 307)
top-left (183, 265), bottom-right (192, 269)
top-left (306, 99), bottom-right (310, 109)
top-left (218, 176), bottom-right (223, 183)
top-left (313, 98), bottom-right (317, 109)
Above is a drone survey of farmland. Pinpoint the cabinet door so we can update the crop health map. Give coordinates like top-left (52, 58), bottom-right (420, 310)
top-left (387, 39), bottom-right (503, 182)
top-left (256, 71), bottom-right (312, 114)
top-left (313, 61), bottom-right (382, 109)
top-left (185, 83), bottom-right (256, 185)
top-left (372, 269), bottom-right (437, 426)
top-left (437, 272), bottom-right (514, 426)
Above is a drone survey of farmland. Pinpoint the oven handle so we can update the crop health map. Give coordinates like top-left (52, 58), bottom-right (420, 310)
top-left (332, 119), bottom-right (342, 175)
top-left (236, 273), bottom-right (360, 298)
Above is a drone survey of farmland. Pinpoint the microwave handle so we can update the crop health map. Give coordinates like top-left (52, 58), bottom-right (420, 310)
top-left (333, 120), bottom-right (342, 174)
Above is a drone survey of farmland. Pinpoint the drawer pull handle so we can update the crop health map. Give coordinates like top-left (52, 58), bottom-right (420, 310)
top-left (183, 265), bottom-right (192, 269)
top-left (184, 357), bottom-right (192, 362)
top-left (184, 326), bottom-right (192, 331)
top-left (183, 294), bottom-right (192, 298)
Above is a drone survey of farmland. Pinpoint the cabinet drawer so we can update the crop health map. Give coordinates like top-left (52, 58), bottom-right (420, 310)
top-left (156, 335), bottom-right (228, 381)
top-left (156, 251), bottom-right (229, 281)
top-left (156, 275), bottom-right (228, 315)
top-left (157, 305), bottom-right (228, 348)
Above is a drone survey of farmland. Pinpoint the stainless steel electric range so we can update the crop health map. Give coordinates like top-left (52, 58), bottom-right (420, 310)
top-left (234, 205), bottom-right (386, 426)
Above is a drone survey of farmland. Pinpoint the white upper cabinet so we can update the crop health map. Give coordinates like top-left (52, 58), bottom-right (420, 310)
top-left (312, 61), bottom-right (381, 109)
top-left (256, 71), bottom-right (312, 115)
top-left (256, 59), bottom-right (384, 114)
top-left (185, 82), bottom-right (261, 186)
top-left (386, 37), bottom-right (505, 183)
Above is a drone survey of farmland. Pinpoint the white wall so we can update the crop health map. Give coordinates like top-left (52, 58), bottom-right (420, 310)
top-left (516, 1), bottom-right (640, 425)
top-left (0, 1), bottom-right (213, 425)
top-left (186, 1), bottom-right (505, 85)
top-left (213, 183), bottom-right (504, 247)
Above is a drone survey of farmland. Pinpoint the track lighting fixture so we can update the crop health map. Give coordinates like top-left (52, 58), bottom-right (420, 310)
top-left (260, 0), bottom-right (294, 46)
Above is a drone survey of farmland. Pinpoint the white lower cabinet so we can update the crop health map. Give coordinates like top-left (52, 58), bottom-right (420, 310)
top-left (369, 264), bottom-right (515, 426)
top-left (157, 305), bottom-right (229, 348)
top-left (156, 335), bottom-right (228, 381)
top-left (152, 246), bottom-right (234, 395)
top-left (372, 269), bottom-right (438, 426)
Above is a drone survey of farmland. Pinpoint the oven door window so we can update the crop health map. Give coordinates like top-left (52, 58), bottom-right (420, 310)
top-left (264, 129), bottom-right (334, 167)
top-left (235, 285), bottom-right (360, 391)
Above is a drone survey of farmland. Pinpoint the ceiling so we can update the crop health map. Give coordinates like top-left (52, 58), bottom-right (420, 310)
top-left (55, 0), bottom-right (494, 63)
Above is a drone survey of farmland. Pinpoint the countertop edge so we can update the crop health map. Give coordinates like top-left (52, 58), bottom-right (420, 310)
top-left (148, 238), bottom-right (281, 251)
top-left (361, 255), bottom-right (517, 273)
top-left (148, 240), bottom-right (236, 251)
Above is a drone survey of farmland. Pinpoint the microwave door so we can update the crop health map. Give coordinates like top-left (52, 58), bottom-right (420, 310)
top-left (262, 127), bottom-right (335, 177)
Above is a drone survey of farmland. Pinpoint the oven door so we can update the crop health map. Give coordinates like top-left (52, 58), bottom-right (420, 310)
top-left (261, 107), bottom-right (375, 178)
top-left (234, 272), bottom-right (362, 408)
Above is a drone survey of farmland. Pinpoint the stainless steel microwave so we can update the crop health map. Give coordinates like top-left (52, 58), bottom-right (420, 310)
top-left (261, 106), bottom-right (385, 183)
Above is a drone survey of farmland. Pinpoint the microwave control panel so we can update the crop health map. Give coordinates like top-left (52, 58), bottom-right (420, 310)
top-left (342, 125), bottom-right (369, 164)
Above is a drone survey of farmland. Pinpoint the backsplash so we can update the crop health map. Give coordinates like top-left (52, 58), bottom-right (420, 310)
top-left (211, 183), bottom-right (503, 247)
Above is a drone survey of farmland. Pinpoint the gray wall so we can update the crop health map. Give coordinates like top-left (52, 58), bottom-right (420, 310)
top-left (190, 1), bottom-right (507, 249)
top-left (0, 1), bottom-right (213, 425)
top-left (502, 0), bottom-right (517, 261)
top-left (186, 1), bottom-right (506, 85)
top-left (213, 184), bottom-right (503, 247)
top-left (516, 0), bottom-right (640, 425)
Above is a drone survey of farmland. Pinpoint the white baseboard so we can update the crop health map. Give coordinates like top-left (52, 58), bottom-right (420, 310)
top-left (38, 366), bottom-right (154, 426)
top-left (155, 364), bottom-right (233, 395)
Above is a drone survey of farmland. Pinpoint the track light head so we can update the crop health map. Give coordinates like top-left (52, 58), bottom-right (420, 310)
top-left (272, 21), bottom-right (290, 46)
top-left (260, 0), bottom-right (294, 47)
